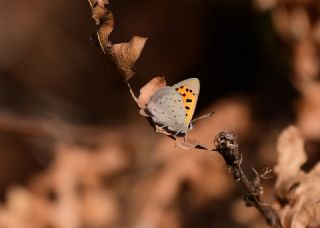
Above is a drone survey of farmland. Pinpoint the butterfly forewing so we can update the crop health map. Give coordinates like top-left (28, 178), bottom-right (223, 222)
top-left (173, 78), bottom-right (200, 126)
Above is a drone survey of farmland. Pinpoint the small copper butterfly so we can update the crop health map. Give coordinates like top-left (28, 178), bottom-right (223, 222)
top-left (146, 78), bottom-right (200, 135)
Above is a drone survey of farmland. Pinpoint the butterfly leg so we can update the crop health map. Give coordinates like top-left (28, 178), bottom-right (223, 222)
top-left (158, 124), bottom-right (168, 130)
top-left (173, 128), bottom-right (187, 141)
top-left (183, 131), bottom-right (188, 142)
top-left (173, 130), bottom-right (181, 138)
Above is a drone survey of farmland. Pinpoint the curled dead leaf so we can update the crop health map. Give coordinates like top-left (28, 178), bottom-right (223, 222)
top-left (89, 0), bottom-right (147, 80)
top-left (278, 164), bottom-right (320, 228)
top-left (88, 0), bottom-right (109, 9)
top-left (274, 126), bottom-right (320, 227)
top-left (91, 0), bottom-right (113, 51)
top-left (136, 76), bottom-right (166, 111)
top-left (110, 36), bottom-right (148, 80)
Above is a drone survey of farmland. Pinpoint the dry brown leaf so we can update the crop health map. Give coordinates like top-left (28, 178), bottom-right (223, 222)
top-left (274, 125), bottom-right (306, 186)
top-left (91, 0), bottom-right (113, 51)
top-left (88, 0), bottom-right (109, 9)
top-left (274, 126), bottom-right (320, 227)
top-left (279, 164), bottom-right (320, 228)
top-left (110, 36), bottom-right (148, 80)
top-left (89, 0), bottom-right (147, 80)
top-left (136, 76), bottom-right (166, 111)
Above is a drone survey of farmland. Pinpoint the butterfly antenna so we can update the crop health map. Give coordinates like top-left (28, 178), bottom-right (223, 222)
top-left (191, 112), bottom-right (214, 124)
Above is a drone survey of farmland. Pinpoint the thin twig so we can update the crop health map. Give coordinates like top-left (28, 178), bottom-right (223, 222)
top-left (214, 132), bottom-right (282, 228)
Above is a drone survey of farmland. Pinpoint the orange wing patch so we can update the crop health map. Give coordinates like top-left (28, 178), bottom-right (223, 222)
top-left (175, 86), bottom-right (197, 124)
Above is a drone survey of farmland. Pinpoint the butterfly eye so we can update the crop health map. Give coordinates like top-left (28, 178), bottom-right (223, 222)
top-left (188, 123), bottom-right (193, 130)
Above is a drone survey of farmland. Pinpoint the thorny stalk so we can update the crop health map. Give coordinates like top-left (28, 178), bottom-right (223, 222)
top-left (214, 132), bottom-right (282, 228)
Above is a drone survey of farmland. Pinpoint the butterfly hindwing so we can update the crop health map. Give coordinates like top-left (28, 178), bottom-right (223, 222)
top-left (146, 86), bottom-right (186, 133)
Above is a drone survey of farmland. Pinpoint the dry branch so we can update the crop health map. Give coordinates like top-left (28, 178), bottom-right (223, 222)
top-left (214, 132), bottom-right (282, 228)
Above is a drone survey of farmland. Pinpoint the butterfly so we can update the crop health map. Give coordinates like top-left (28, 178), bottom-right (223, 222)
top-left (146, 78), bottom-right (208, 136)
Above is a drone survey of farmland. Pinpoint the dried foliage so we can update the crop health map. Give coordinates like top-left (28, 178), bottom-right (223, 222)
top-left (134, 76), bottom-right (166, 115)
top-left (273, 126), bottom-right (320, 227)
top-left (0, 0), bottom-right (319, 228)
top-left (0, 129), bottom-right (234, 228)
top-left (88, 0), bottom-right (147, 80)
top-left (254, 0), bottom-right (320, 140)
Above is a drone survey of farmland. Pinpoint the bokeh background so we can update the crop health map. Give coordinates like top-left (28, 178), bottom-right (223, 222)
top-left (0, 0), bottom-right (319, 227)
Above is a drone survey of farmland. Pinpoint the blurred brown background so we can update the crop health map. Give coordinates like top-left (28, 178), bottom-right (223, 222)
top-left (0, 0), bottom-right (319, 227)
